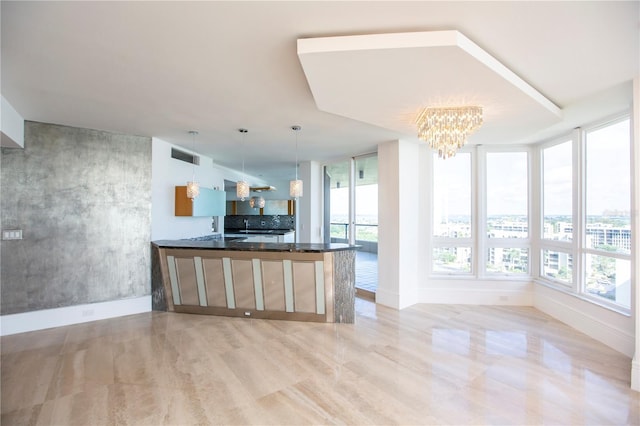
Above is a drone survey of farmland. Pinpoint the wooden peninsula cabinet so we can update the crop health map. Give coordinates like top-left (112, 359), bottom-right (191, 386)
top-left (151, 239), bottom-right (357, 323)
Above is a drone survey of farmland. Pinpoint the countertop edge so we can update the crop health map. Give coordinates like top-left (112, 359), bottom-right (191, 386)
top-left (151, 240), bottom-right (359, 253)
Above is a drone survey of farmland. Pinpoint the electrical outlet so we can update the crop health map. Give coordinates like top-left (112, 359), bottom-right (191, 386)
top-left (2, 230), bottom-right (22, 240)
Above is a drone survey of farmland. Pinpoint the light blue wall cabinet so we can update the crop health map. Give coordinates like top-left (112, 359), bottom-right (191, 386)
top-left (175, 186), bottom-right (225, 216)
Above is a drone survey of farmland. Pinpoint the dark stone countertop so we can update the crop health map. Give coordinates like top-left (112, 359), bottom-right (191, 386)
top-left (152, 239), bottom-right (358, 253)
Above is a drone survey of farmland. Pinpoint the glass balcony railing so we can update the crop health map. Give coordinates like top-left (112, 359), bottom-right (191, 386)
top-left (330, 222), bottom-right (378, 253)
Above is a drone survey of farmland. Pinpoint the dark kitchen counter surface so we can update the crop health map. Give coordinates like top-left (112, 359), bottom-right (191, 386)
top-left (152, 238), bottom-right (358, 253)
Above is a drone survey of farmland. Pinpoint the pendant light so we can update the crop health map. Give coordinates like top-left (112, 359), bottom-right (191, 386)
top-left (249, 196), bottom-right (265, 209)
top-left (186, 130), bottom-right (200, 201)
top-left (289, 125), bottom-right (303, 199)
top-left (236, 128), bottom-right (250, 201)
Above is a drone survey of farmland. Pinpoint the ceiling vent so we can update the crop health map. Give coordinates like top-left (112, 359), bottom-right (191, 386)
top-left (171, 147), bottom-right (200, 165)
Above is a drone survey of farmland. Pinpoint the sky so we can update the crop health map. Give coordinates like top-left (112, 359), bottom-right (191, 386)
top-left (328, 118), bottom-right (630, 222)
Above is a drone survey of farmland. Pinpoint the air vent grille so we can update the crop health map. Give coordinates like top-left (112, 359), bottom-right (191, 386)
top-left (171, 147), bottom-right (200, 165)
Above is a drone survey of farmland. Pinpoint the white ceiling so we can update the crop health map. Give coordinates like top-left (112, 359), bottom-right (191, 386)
top-left (297, 30), bottom-right (564, 145)
top-left (2, 1), bottom-right (638, 183)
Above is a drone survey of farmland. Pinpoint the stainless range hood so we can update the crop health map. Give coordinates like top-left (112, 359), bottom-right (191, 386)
top-left (250, 186), bottom-right (277, 192)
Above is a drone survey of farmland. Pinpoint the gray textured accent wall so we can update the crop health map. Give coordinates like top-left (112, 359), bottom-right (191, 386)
top-left (333, 249), bottom-right (355, 323)
top-left (0, 121), bottom-right (152, 315)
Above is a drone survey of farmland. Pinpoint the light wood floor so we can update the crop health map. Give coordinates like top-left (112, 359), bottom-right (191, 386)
top-left (2, 299), bottom-right (638, 425)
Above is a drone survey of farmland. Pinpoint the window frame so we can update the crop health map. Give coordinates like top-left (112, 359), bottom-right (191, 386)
top-left (535, 115), bottom-right (632, 314)
top-left (427, 112), bottom-right (632, 314)
top-left (429, 147), bottom-right (476, 276)
top-left (579, 116), bottom-right (632, 310)
top-left (429, 145), bottom-right (533, 279)
top-left (479, 146), bottom-right (532, 278)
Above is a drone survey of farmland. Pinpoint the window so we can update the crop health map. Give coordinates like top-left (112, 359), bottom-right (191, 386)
top-left (487, 248), bottom-right (529, 274)
top-left (432, 152), bottom-right (473, 274)
top-left (537, 117), bottom-right (631, 311)
top-left (542, 141), bottom-right (573, 241)
top-left (433, 247), bottom-right (472, 273)
top-left (432, 152), bottom-right (471, 238)
top-left (486, 152), bottom-right (528, 239)
top-left (484, 151), bottom-right (530, 275)
top-left (541, 249), bottom-right (573, 286)
top-left (583, 118), bottom-right (631, 308)
top-left (431, 149), bottom-right (532, 276)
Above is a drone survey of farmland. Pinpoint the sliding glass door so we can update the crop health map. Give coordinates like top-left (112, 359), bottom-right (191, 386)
top-left (325, 154), bottom-right (378, 296)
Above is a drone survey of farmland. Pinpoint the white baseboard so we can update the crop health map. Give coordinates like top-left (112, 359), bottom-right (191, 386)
top-left (375, 287), bottom-right (400, 309)
top-left (632, 357), bottom-right (640, 392)
top-left (417, 286), bottom-right (534, 306)
top-left (534, 287), bottom-right (634, 357)
top-left (0, 296), bottom-right (151, 336)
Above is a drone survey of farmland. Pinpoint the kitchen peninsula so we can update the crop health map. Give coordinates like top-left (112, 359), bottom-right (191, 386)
top-left (151, 238), bottom-right (357, 323)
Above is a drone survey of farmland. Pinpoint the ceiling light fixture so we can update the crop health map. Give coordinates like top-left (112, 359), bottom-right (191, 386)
top-left (186, 130), bottom-right (200, 201)
top-left (237, 128), bottom-right (250, 201)
top-left (289, 125), bottom-right (303, 199)
top-left (416, 106), bottom-right (483, 159)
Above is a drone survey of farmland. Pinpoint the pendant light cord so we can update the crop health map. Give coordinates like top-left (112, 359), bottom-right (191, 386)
top-left (189, 130), bottom-right (198, 180)
top-left (239, 128), bottom-right (247, 180)
top-left (292, 125), bottom-right (301, 180)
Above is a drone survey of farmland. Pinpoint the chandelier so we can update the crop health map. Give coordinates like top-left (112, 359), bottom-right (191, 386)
top-left (186, 130), bottom-right (200, 200)
top-left (416, 106), bottom-right (483, 159)
top-left (289, 125), bottom-right (303, 199)
top-left (237, 128), bottom-right (250, 201)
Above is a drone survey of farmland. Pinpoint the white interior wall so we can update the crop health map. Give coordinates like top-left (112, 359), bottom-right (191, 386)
top-left (297, 160), bottom-right (323, 243)
top-left (151, 137), bottom-right (225, 240)
top-left (377, 139), bottom-right (420, 309)
top-left (534, 284), bottom-right (634, 357)
top-left (631, 75), bottom-right (640, 391)
top-left (1, 96), bottom-right (24, 148)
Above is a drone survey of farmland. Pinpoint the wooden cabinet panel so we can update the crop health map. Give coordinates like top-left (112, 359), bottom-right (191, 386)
top-left (232, 259), bottom-right (255, 309)
top-left (262, 260), bottom-right (285, 311)
top-left (293, 261), bottom-right (316, 313)
top-left (202, 258), bottom-right (226, 308)
top-left (175, 257), bottom-right (199, 306)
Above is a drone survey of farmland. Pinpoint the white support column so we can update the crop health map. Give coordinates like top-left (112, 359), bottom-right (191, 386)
top-left (631, 75), bottom-right (640, 392)
top-left (377, 139), bottom-right (420, 309)
top-left (298, 161), bottom-right (324, 243)
top-left (348, 157), bottom-right (356, 244)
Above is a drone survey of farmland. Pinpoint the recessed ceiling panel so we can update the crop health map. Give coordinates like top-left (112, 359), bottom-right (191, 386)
top-left (298, 30), bottom-right (563, 145)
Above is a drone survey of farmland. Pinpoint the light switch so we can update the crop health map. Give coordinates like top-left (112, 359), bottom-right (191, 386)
top-left (2, 229), bottom-right (22, 240)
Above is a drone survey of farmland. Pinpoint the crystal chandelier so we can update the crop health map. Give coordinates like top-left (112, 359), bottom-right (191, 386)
top-left (186, 130), bottom-right (200, 200)
top-left (289, 125), bottom-right (303, 199)
top-left (237, 128), bottom-right (250, 201)
top-left (416, 106), bottom-right (483, 159)
top-left (249, 196), bottom-right (265, 209)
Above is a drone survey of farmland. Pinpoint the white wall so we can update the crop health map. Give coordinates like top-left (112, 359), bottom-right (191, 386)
top-left (151, 138), bottom-right (226, 240)
top-left (377, 139), bottom-right (420, 309)
top-left (631, 75), bottom-right (640, 391)
top-left (534, 284), bottom-right (634, 357)
top-left (297, 160), bottom-right (323, 243)
top-left (1, 96), bottom-right (24, 148)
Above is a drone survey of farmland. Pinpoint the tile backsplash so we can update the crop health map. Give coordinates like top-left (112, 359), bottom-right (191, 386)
top-left (225, 215), bottom-right (295, 231)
